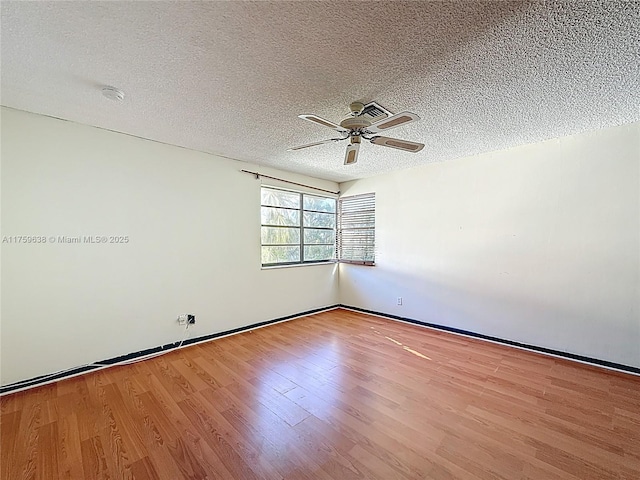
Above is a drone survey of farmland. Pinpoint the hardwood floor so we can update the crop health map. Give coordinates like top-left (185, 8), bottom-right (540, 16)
top-left (2, 308), bottom-right (639, 479)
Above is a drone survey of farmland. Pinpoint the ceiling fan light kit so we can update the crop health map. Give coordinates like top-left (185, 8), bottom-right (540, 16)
top-left (290, 102), bottom-right (424, 165)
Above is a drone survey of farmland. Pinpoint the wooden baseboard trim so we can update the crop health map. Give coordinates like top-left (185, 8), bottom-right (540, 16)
top-left (0, 305), bottom-right (340, 395)
top-left (339, 305), bottom-right (640, 376)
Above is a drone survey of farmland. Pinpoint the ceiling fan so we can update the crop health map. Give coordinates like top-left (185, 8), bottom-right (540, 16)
top-left (288, 102), bottom-right (425, 165)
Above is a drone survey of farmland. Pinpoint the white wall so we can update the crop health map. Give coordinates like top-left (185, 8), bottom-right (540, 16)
top-left (3, 108), bottom-right (638, 386)
top-left (340, 122), bottom-right (640, 368)
top-left (1, 107), bottom-right (339, 385)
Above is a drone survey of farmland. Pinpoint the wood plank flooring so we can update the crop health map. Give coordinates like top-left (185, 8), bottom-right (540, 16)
top-left (1, 308), bottom-right (639, 479)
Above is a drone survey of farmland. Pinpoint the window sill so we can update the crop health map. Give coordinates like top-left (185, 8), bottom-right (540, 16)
top-left (338, 261), bottom-right (375, 266)
top-left (261, 261), bottom-right (338, 270)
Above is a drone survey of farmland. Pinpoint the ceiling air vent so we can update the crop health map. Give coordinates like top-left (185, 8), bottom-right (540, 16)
top-left (360, 102), bottom-right (393, 122)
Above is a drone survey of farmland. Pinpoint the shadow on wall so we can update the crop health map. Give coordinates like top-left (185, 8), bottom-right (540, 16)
top-left (339, 263), bottom-right (639, 368)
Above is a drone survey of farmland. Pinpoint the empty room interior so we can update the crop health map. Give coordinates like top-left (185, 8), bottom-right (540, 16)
top-left (1, 1), bottom-right (639, 479)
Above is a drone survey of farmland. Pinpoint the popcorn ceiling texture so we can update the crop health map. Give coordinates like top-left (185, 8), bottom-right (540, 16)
top-left (1, 1), bottom-right (639, 182)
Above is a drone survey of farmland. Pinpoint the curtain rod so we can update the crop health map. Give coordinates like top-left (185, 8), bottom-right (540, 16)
top-left (241, 170), bottom-right (340, 195)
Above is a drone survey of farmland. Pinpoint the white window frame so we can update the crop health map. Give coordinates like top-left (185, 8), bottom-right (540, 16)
top-left (261, 186), bottom-right (337, 267)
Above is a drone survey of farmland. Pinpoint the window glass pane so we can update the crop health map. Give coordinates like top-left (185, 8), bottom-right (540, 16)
top-left (303, 195), bottom-right (336, 213)
top-left (303, 211), bottom-right (335, 228)
top-left (304, 245), bottom-right (335, 261)
top-left (262, 227), bottom-right (300, 245)
top-left (261, 206), bottom-right (300, 226)
top-left (304, 228), bottom-right (335, 245)
top-left (261, 188), bottom-right (300, 208)
top-left (262, 246), bottom-right (300, 264)
top-left (260, 186), bottom-right (338, 267)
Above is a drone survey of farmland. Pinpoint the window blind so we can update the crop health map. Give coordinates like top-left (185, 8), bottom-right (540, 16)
top-left (337, 193), bottom-right (375, 265)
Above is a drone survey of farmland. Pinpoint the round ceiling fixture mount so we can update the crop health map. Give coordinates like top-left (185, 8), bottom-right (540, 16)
top-left (101, 86), bottom-right (125, 102)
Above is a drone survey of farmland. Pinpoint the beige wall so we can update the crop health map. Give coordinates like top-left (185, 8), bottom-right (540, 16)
top-left (1, 107), bottom-right (339, 385)
top-left (339, 122), bottom-right (640, 368)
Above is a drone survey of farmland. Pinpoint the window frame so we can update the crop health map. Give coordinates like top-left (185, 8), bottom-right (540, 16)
top-left (261, 186), bottom-right (337, 267)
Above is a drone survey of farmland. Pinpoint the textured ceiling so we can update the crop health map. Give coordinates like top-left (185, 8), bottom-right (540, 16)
top-left (1, 1), bottom-right (639, 183)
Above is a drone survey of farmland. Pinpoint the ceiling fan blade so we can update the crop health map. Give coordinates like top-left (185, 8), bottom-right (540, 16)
top-left (366, 111), bottom-right (420, 134)
top-left (298, 114), bottom-right (349, 133)
top-left (370, 136), bottom-right (425, 152)
top-left (344, 142), bottom-right (360, 165)
top-left (287, 138), bottom-right (346, 151)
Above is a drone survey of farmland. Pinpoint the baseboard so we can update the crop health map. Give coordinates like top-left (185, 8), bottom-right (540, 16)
top-left (339, 305), bottom-right (640, 376)
top-left (0, 304), bottom-right (339, 395)
top-left (5, 302), bottom-right (636, 395)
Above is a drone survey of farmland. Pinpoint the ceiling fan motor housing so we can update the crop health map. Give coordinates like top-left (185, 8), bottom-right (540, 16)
top-left (339, 116), bottom-right (372, 131)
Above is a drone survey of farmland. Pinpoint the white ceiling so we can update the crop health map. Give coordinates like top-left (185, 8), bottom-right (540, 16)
top-left (1, 1), bottom-right (639, 183)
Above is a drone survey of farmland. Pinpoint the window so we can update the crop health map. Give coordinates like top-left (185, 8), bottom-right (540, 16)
top-left (337, 193), bottom-right (375, 265)
top-left (261, 187), bottom-right (336, 266)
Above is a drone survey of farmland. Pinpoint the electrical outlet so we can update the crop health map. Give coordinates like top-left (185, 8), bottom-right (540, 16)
top-left (187, 315), bottom-right (196, 325)
top-left (397, 297), bottom-right (403, 306)
top-left (177, 314), bottom-right (188, 325)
